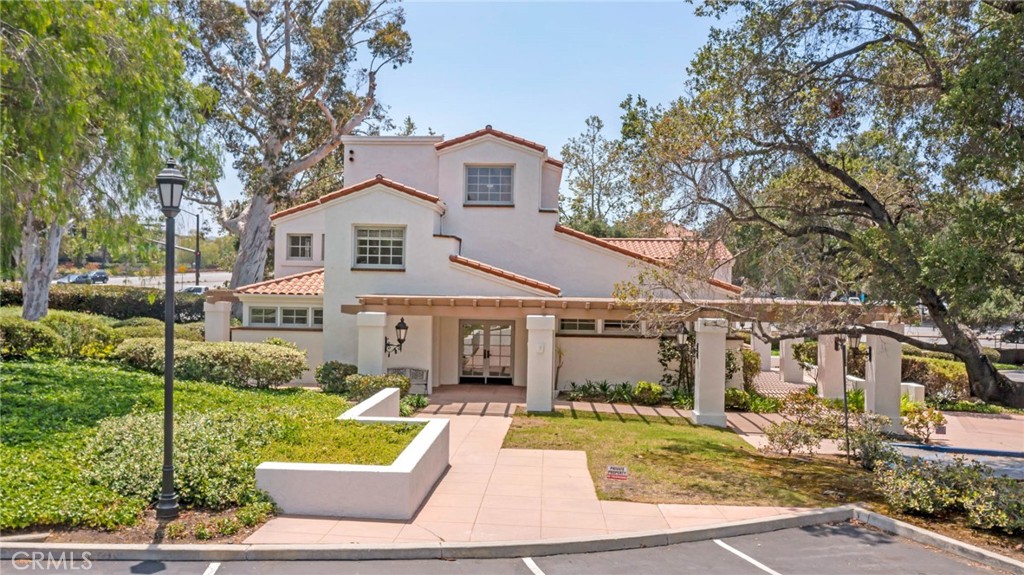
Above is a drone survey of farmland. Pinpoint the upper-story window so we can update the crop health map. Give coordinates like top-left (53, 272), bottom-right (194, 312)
top-left (354, 226), bottom-right (405, 269)
top-left (287, 234), bottom-right (313, 260)
top-left (465, 166), bottom-right (513, 205)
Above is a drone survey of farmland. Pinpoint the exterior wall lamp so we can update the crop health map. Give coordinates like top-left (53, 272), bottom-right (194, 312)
top-left (384, 317), bottom-right (409, 357)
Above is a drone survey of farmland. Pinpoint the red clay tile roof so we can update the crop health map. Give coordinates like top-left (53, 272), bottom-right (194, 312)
top-left (604, 238), bottom-right (733, 263)
top-left (236, 268), bottom-right (324, 296)
top-left (449, 254), bottom-right (561, 295)
top-left (435, 125), bottom-right (547, 154)
top-left (554, 225), bottom-right (742, 295)
top-left (544, 158), bottom-right (565, 168)
top-left (270, 175), bottom-right (441, 221)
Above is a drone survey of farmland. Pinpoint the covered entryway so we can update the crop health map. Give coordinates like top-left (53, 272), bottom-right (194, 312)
top-left (460, 320), bottom-right (514, 384)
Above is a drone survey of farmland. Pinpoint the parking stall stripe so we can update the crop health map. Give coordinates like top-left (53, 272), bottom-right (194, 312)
top-left (522, 557), bottom-right (546, 575)
top-left (202, 562), bottom-right (221, 575)
top-left (713, 539), bottom-right (783, 575)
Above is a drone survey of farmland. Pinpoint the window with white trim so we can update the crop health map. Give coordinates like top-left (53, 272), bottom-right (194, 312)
top-left (558, 319), bottom-right (597, 333)
top-left (249, 307), bottom-right (277, 326)
top-left (602, 320), bottom-right (640, 335)
top-left (281, 308), bottom-right (309, 326)
top-left (287, 234), bottom-right (313, 259)
top-left (465, 166), bottom-right (513, 205)
top-left (312, 308), bottom-right (324, 326)
top-left (354, 226), bottom-right (405, 269)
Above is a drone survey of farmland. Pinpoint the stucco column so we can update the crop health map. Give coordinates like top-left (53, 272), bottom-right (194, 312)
top-left (356, 312), bottom-right (387, 375)
top-left (780, 338), bottom-right (804, 384)
top-left (692, 318), bottom-right (728, 427)
top-left (203, 301), bottom-right (232, 342)
top-left (526, 315), bottom-right (556, 413)
top-left (866, 321), bottom-right (905, 434)
top-left (816, 336), bottom-right (846, 399)
top-left (750, 329), bottom-right (772, 372)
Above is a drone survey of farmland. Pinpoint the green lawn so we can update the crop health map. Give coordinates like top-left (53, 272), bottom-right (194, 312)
top-left (504, 410), bottom-right (879, 508)
top-left (0, 360), bottom-right (419, 531)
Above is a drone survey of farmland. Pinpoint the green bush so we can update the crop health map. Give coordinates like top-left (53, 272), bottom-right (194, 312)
top-left (114, 323), bottom-right (205, 342)
top-left (85, 410), bottom-right (280, 509)
top-left (762, 421), bottom-right (821, 456)
top-left (609, 382), bottom-right (634, 403)
top-left (0, 315), bottom-right (64, 359)
top-left (399, 394), bottom-right (430, 417)
top-left (901, 344), bottom-right (1000, 365)
top-left (846, 413), bottom-right (895, 471)
top-left (791, 341), bottom-right (817, 367)
top-left (113, 338), bottom-right (307, 388)
top-left (875, 456), bottom-right (988, 517)
top-left (1, 282), bottom-right (205, 322)
top-left (236, 501), bottom-right (275, 527)
top-left (740, 348), bottom-right (761, 392)
top-left (316, 361), bottom-right (358, 394)
top-left (344, 373), bottom-right (411, 401)
top-left (633, 381), bottom-right (664, 405)
top-left (669, 387), bottom-right (694, 409)
top-left (263, 337), bottom-right (298, 350)
top-left (965, 476), bottom-right (1024, 534)
top-left (39, 310), bottom-right (123, 359)
top-left (725, 388), bottom-right (750, 410)
top-left (902, 403), bottom-right (947, 443)
top-left (902, 356), bottom-right (970, 401)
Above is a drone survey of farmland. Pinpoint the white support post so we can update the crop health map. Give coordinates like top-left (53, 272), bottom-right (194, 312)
top-left (866, 321), bottom-right (905, 434)
top-left (816, 336), bottom-right (846, 399)
top-left (780, 338), bottom-right (804, 383)
top-left (692, 318), bottom-right (728, 427)
top-left (750, 329), bottom-right (773, 372)
top-left (356, 312), bottom-right (387, 375)
top-left (203, 301), bottom-right (232, 342)
top-left (526, 315), bottom-right (556, 413)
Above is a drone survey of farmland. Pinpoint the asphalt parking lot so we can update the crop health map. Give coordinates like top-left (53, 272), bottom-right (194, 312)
top-left (11, 523), bottom-right (1001, 575)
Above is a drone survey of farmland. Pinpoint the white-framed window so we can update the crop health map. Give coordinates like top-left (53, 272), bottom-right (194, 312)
top-left (558, 319), bottom-right (597, 333)
top-left (312, 308), bottom-right (324, 326)
top-left (281, 308), bottom-right (309, 326)
top-left (465, 165), bottom-right (513, 205)
top-left (602, 320), bottom-right (640, 335)
top-left (354, 226), bottom-right (405, 269)
top-left (250, 307), bottom-right (277, 326)
top-left (287, 234), bottom-right (313, 259)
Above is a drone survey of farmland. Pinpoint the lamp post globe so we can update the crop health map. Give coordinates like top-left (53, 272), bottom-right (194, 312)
top-left (155, 158), bottom-right (185, 520)
top-left (395, 317), bottom-right (409, 344)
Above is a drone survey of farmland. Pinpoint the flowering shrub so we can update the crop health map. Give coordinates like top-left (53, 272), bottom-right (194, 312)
top-left (39, 310), bottom-right (123, 359)
top-left (633, 381), bottom-right (664, 405)
top-left (0, 315), bottom-right (64, 359)
top-left (344, 373), bottom-right (411, 401)
top-left (315, 361), bottom-right (358, 394)
top-left (902, 403), bottom-right (947, 443)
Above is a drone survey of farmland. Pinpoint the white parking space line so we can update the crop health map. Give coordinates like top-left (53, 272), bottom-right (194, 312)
top-left (202, 562), bottom-right (221, 575)
top-left (522, 557), bottom-right (546, 575)
top-left (713, 539), bottom-right (783, 575)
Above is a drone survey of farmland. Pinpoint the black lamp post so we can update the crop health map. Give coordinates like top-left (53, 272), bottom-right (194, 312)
top-left (384, 317), bottom-right (409, 357)
top-left (155, 159), bottom-right (186, 520)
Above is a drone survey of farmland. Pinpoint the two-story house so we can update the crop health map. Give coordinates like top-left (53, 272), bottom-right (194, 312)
top-left (211, 126), bottom-right (740, 402)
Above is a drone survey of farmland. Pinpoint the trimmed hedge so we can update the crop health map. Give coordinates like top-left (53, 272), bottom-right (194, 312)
top-left (0, 282), bottom-right (204, 322)
top-left (902, 356), bottom-right (970, 401)
top-left (113, 338), bottom-right (307, 388)
top-left (344, 374), bottom-right (411, 401)
top-left (0, 316), bottom-right (64, 359)
top-left (39, 310), bottom-right (123, 359)
top-left (316, 361), bottom-right (358, 394)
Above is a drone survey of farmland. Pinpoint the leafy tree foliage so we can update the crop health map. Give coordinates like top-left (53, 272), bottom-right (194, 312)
top-left (178, 0), bottom-right (412, 291)
top-left (624, 1), bottom-right (1024, 405)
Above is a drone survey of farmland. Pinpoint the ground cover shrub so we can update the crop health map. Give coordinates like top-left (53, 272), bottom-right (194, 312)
top-left (609, 382), bottom-right (635, 403)
top-left (875, 456), bottom-right (989, 517)
top-left (114, 323), bottom-right (205, 342)
top-left (316, 361), bottom-right (358, 394)
top-left (344, 373), bottom-right (411, 401)
top-left (0, 315), bottom-right (64, 359)
top-left (400, 394), bottom-right (430, 416)
top-left (964, 476), bottom-right (1024, 534)
top-left (747, 393), bottom-right (782, 413)
top-left (725, 388), bottom-right (751, 410)
top-left (39, 310), bottom-right (123, 359)
top-left (669, 387), bottom-right (694, 409)
top-left (113, 338), bottom-right (306, 388)
top-left (902, 356), bottom-right (970, 402)
top-left (261, 419), bottom-right (421, 464)
top-left (846, 413), bottom-right (895, 471)
top-left (902, 403), bottom-right (947, 443)
top-left (0, 282), bottom-right (205, 322)
top-left (823, 388), bottom-right (865, 413)
top-left (263, 337), bottom-right (298, 350)
top-left (85, 410), bottom-right (280, 509)
top-left (633, 381), bottom-right (664, 405)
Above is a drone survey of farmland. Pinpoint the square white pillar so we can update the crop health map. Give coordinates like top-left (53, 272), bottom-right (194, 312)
top-left (357, 312), bottom-right (387, 375)
top-left (866, 321), bottom-right (905, 434)
top-left (203, 300), bottom-right (232, 342)
top-left (816, 336), bottom-right (846, 399)
top-left (750, 331), bottom-right (772, 372)
top-left (780, 338), bottom-right (804, 383)
top-left (692, 318), bottom-right (728, 427)
top-left (526, 315), bottom-right (556, 413)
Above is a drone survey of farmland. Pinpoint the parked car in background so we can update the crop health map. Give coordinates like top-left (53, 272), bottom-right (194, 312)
top-left (87, 270), bottom-right (109, 284)
top-left (177, 285), bottom-right (208, 296)
top-left (54, 274), bottom-right (93, 285)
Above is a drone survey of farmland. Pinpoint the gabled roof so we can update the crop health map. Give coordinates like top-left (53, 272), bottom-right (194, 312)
top-left (270, 175), bottom-right (441, 221)
top-left (604, 238), bottom-right (733, 263)
top-left (236, 268), bottom-right (324, 296)
top-left (554, 225), bottom-right (743, 295)
top-left (436, 125), bottom-right (548, 154)
top-left (449, 254), bottom-right (561, 296)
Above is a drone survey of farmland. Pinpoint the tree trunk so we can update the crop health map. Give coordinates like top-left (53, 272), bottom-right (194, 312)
top-left (922, 288), bottom-right (1024, 407)
top-left (229, 192), bottom-right (275, 290)
top-left (20, 210), bottom-right (66, 321)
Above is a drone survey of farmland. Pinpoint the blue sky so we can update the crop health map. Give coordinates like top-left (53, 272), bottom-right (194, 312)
top-left (211, 1), bottom-right (716, 210)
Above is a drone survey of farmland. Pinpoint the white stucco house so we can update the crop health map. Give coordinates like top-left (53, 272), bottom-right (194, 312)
top-left (205, 126), bottom-right (747, 409)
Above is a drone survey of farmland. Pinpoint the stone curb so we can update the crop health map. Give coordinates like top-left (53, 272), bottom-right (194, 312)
top-left (0, 506), bottom-right (855, 562)
top-left (851, 507), bottom-right (1024, 575)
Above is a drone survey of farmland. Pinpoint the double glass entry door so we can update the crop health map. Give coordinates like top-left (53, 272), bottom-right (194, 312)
top-left (459, 321), bottom-right (514, 384)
